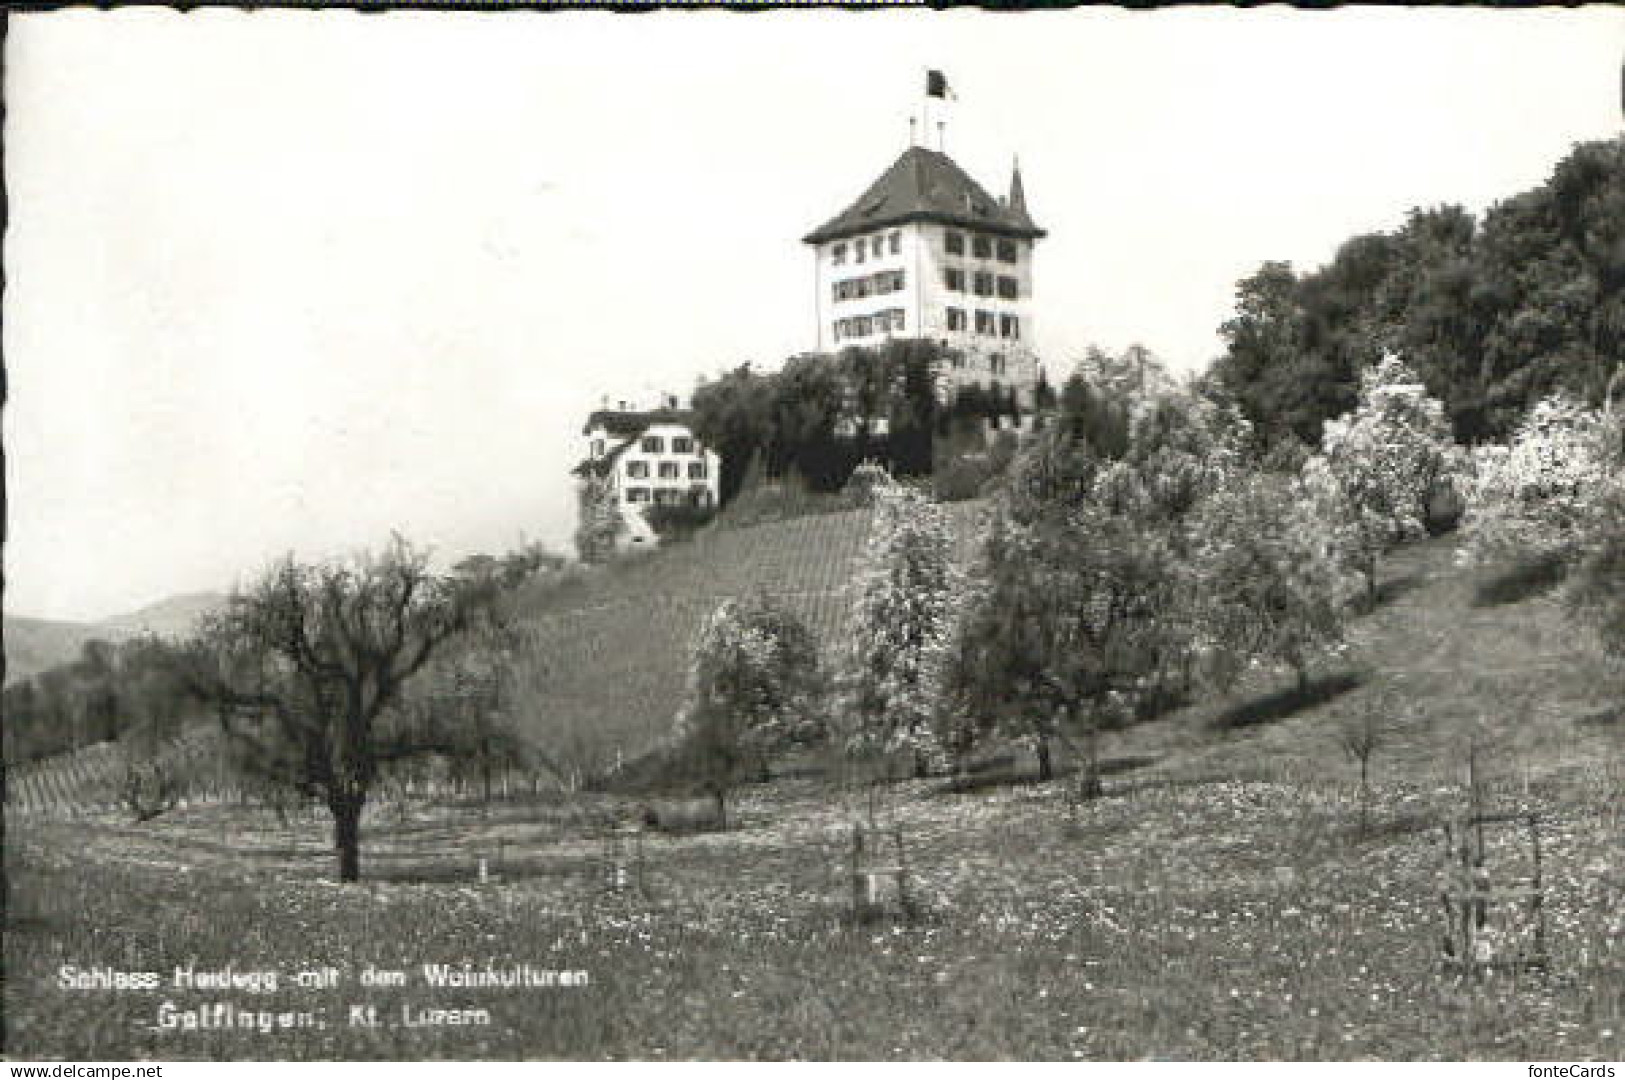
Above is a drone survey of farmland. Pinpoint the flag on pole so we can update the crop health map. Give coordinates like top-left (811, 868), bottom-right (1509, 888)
top-left (926, 69), bottom-right (955, 100)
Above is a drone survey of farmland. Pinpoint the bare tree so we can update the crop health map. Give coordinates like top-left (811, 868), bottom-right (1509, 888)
top-left (183, 535), bottom-right (544, 882)
top-left (1337, 691), bottom-right (1400, 838)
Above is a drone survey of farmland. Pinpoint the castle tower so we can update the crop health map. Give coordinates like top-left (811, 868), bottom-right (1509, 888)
top-left (802, 141), bottom-right (1045, 408)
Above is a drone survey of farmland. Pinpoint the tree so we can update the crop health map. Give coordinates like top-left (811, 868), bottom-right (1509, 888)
top-left (1562, 416), bottom-right (1625, 687)
top-left (1303, 353), bottom-right (1459, 606)
top-left (1210, 140), bottom-right (1625, 447)
top-left (117, 634), bottom-right (192, 754)
top-left (690, 363), bottom-right (776, 505)
top-left (674, 592), bottom-right (821, 826)
top-left (1337, 691), bottom-right (1400, 839)
top-left (183, 535), bottom-right (543, 882)
top-left (1462, 393), bottom-right (1619, 568)
top-left (838, 484), bottom-right (960, 777)
top-left (574, 474), bottom-right (625, 563)
top-left (1193, 471), bottom-right (1361, 695)
top-left (955, 500), bottom-right (1180, 792)
top-left (68, 639), bottom-right (122, 746)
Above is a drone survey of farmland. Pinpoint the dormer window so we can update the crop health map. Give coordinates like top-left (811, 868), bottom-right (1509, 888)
top-left (591, 439), bottom-right (605, 458)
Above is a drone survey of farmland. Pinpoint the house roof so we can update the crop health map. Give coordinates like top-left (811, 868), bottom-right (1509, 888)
top-left (803, 147), bottom-right (1045, 246)
top-left (581, 408), bottom-right (697, 438)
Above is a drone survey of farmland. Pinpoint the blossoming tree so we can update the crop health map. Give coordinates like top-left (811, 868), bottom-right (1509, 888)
top-left (1303, 353), bottom-right (1460, 605)
top-left (838, 483), bottom-right (961, 778)
top-left (1192, 470), bottom-right (1362, 695)
top-left (1461, 393), bottom-right (1620, 566)
top-left (675, 591), bottom-right (821, 826)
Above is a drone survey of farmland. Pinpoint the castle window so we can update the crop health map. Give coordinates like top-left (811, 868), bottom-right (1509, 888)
top-left (673, 436), bottom-right (694, 454)
top-left (973, 271), bottom-right (994, 298)
top-left (832, 243), bottom-right (847, 266)
top-left (688, 462), bottom-right (708, 480)
top-left (975, 310), bottom-right (996, 336)
top-left (972, 235), bottom-right (992, 259)
top-left (627, 460), bottom-right (650, 479)
top-left (627, 487), bottom-right (650, 503)
top-left (886, 309), bottom-right (905, 333)
top-left (1000, 314), bottom-right (1021, 340)
top-left (641, 436), bottom-right (664, 453)
top-left (855, 243), bottom-right (866, 265)
top-left (888, 231), bottom-right (901, 255)
top-left (997, 239), bottom-right (1018, 263)
top-left (997, 275), bottom-right (1019, 300)
top-left (872, 236), bottom-right (884, 258)
top-left (659, 462), bottom-right (680, 479)
top-left (945, 230), bottom-right (965, 256)
top-left (944, 267), bottom-right (965, 292)
top-left (946, 307), bottom-right (967, 332)
top-left (990, 353), bottom-right (1008, 375)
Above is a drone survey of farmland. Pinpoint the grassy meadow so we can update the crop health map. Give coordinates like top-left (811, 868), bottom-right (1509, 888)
top-left (5, 535), bottom-right (1625, 1060)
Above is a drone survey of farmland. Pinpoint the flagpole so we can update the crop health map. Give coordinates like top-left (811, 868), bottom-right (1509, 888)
top-left (922, 65), bottom-right (931, 152)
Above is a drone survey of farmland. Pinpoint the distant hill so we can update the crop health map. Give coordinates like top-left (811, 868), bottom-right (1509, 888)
top-left (4, 592), bottom-right (225, 686)
top-left (99, 592), bottom-right (225, 639)
top-left (3, 617), bottom-right (121, 687)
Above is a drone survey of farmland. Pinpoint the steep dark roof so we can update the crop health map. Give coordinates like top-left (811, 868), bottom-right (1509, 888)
top-left (582, 408), bottom-right (697, 438)
top-left (803, 147), bottom-right (1045, 245)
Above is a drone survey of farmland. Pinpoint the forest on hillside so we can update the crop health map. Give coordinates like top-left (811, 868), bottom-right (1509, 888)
top-left (1210, 138), bottom-right (1625, 449)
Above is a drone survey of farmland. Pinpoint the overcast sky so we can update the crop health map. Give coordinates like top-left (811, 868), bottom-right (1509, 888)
top-left (5, 7), bottom-right (1622, 622)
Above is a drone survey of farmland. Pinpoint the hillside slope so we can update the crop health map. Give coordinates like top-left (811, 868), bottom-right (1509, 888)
top-left (3, 617), bottom-right (127, 687)
top-left (5, 592), bottom-right (225, 686)
top-left (503, 501), bottom-right (990, 772)
top-left (100, 591), bottom-right (224, 638)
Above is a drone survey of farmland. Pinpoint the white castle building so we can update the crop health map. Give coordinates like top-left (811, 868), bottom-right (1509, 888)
top-left (802, 142), bottom-right (1046, 408)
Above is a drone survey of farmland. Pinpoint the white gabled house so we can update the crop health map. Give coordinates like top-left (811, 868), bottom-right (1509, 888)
top-left (574, 398), bottom-right (721, 549)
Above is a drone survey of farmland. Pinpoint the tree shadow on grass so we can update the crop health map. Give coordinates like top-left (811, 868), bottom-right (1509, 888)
top-left (1209, 670), bottom-right (1367, 731)
top-left (1575, 705), bottom-right (1624, 730)
top-left (1349, 811), bottom-right (1437, 846)
top-left (1471, 551), bottom-right (1569, 608)
top-left (1373, 572), bottom-right (1427, 608)
top-left (935, 754), bottom-right (1160, 795)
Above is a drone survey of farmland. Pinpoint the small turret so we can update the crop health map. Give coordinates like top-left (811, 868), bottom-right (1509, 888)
top-left (1007, 156), bottom-right (1034, 229)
